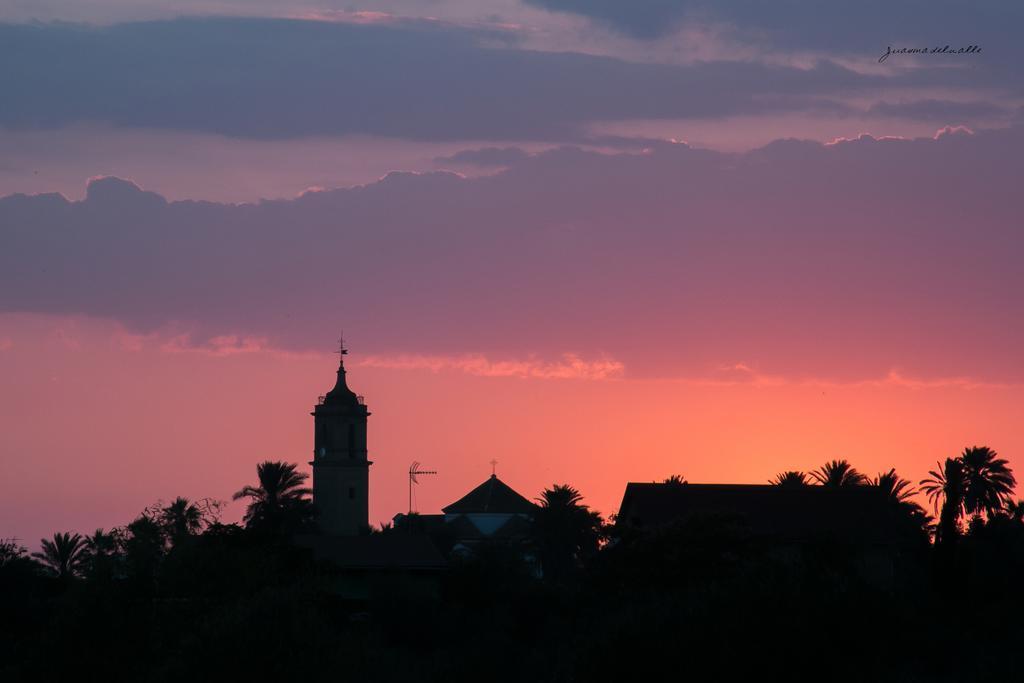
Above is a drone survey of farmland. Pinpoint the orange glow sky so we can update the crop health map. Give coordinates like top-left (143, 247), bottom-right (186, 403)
top-left (3, 314), bottom-right (1020, 546)
top-left (3, 8), bottom-right (1023, 549)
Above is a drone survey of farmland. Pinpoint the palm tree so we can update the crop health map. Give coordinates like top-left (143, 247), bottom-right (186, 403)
top-left (533, 484), bottom-right (604, 582)
top-left (873, 469), bottom-right (917, 503)
top-left (122, 514), bottom-right (166, 584)
top-left (80, 528), bottom-right (120, 579)
top-left (663, 474), bottom-right (687, 486)
top-left (233, 461), bottom-right (315, 534)
top-left (960, 446), bottom-right (1016, 519)
top-left (1007, 500), bottom-right (1024, 523)
top-left (770, 471), bottom-right (808, 487)
top-left (810, 460), bottom-right (868, 487)
top-left (162, 497), bottom-right (203, 545)
top-left (32, 532), bottom-right (86, 580)
top-left (921, 458), bottom-right (966, 546)
top-left (873, 468), bottom-right (931, 541)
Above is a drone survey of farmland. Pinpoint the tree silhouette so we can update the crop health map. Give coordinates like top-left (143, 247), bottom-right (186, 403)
top-left (921, 458), bottom-right (967, 546)
top-left (122, 514), bottom-right (166, 586)
top-left (0, 539), bottom-right (35, 570)
top-left (0, 539), bottom-right (42, 593)
top-left (810, 460), bottom-right (868, 487)
top-left (873, 469), bottom-right (917, 503)
top-left (1007, 500), bottom-right (1024, 523)
top-left (960, 446), bottom-right (1016, 520)
top-left (872, 469), bottom-right (931, 542)
top-left (31, 532), bottom-right (86, 580)
top-left (662, 474), bottom-right (687, 486)
top-left (162, 497), bottom-right (203, 546)
top-left (770, 471), bottom-right (808, 487)
top-left (920, 447), bottom-right (1016, 546)
top-left (233, 461), bottom-right (315, 535)
top-left (533, 484), bottom-right (604, 582)
top-left (80, 528), bottom-right (120, 580)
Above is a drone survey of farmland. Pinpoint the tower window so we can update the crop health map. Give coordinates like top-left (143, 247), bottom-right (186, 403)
top-left (348, 424), bottom-right (355, 457)
top-left (348, 487), bottom-right (355, 500)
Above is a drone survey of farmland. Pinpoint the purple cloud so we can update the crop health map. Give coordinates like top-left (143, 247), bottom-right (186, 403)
top-left (434, 147), bottom-right (532, 167)
top-left (524, 0), bottom-right (1024, 56)
top-left (865, 100), bottom-right (1010, 122)
top-left (2, 126), bottom-right (1023, 382)
top-left (0, 18), bottom-right (993, 142)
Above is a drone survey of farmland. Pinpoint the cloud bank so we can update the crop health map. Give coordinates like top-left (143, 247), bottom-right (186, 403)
top-left (1, 17), bottom-right (1014, 144)
top-left (524, 0), bottom-right (1024, 54)
top-left (3, 124), bottom-right (1023, 381)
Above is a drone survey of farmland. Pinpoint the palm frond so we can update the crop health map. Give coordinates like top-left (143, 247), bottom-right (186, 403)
top-left (874, 468), bottom-right (917, 503)
top-left (31, 531), bottom-right (86, 579)
top-left (810, 460), bottom-right (868, 487)
top-left (771, 471), bottom-right (808, 486)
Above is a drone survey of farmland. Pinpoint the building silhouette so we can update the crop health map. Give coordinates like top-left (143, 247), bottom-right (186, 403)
top-left (617, 482), bottom-right (917, 587)
top-left (394, 473), bottom-right (538, 558)
top-left (308, 341), bottom-right (535, 555)
top-left (618, 482), bottom-right (895, 540)
top-left (311, 340), bottom-right (370, 536)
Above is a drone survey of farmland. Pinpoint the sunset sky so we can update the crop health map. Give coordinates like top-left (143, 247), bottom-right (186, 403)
top-left (2, 1), bottom-right (1023, 546)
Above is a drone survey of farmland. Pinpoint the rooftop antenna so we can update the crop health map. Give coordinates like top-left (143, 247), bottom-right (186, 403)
top-left (408, 461), bottom-right (437, 514)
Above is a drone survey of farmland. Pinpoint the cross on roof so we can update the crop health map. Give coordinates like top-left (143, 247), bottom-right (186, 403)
top-left (490, 459), bottom-right (499, 476)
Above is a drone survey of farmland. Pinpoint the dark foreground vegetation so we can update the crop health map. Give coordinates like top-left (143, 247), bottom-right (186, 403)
top-left (3, 449), bottom-right (1024, 682)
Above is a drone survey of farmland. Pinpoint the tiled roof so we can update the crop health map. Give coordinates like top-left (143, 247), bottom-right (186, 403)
top-left (442, 475), bottom-right (538, 514)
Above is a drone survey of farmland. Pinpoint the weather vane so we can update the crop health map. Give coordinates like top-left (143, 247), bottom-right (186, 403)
top-left (336, 332), bottom-right (348, 357)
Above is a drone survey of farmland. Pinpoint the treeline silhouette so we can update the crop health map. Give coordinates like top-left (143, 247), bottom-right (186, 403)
top-left (3, 448), bottom-right (1023, 682)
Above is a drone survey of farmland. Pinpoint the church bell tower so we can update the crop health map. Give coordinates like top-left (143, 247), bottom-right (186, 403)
top-left (311, 337), bottom-right (371, 536)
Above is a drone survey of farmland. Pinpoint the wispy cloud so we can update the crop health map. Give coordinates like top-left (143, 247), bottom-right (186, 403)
top-left (159, 334), bottom-right (270, 357)
top-left (864, 370), bottom-right (1007, 390)
top-left (686, 365), bottom-right (1012, 390)
top-left (933, 125), bottom-right (974, 139)
top-left (357, 353), bottom-right (625, 380)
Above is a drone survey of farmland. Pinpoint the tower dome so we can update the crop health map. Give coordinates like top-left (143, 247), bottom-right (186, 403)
top-left (311, 336), bottom-right (371, 536)
top-left (321, 353), bottom-right (361, 408)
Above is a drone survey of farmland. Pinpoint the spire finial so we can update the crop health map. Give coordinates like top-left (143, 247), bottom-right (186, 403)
top-left (336, 332), bottom-right (348, 367)
top-left (490, 459), bottom-right (498, 477)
